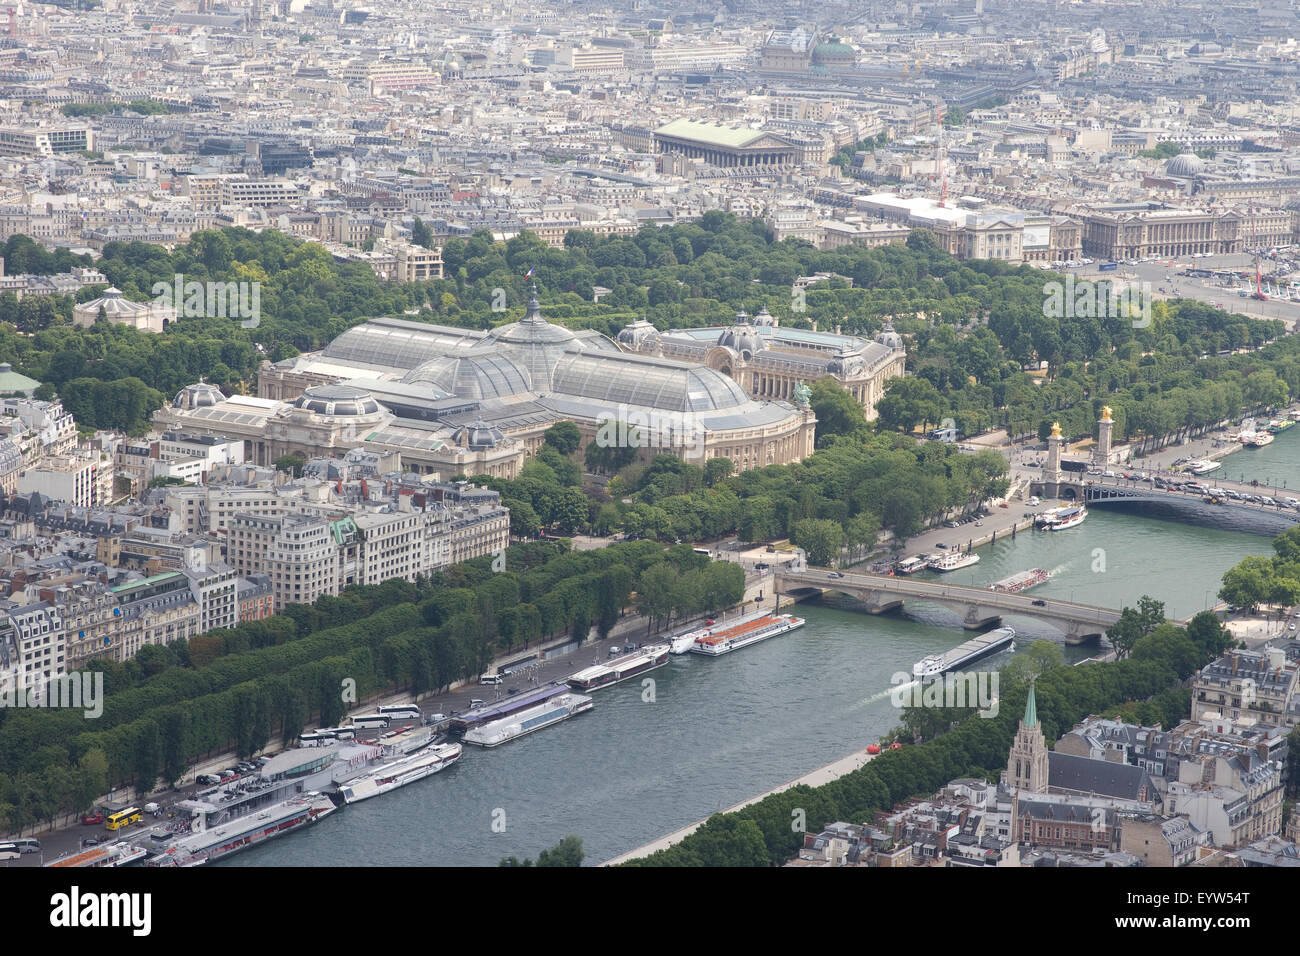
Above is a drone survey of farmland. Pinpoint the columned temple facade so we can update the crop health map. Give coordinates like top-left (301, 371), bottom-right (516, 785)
top-left (652, 119), bottom-right (799, 169)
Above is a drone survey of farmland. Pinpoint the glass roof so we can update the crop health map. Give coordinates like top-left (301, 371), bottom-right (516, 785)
top-left (322, 317), bottom-right (485, 370)
top-left (551, 352), bottom-right (750, 412)
top-left (402, 353), bottom-right (533, 400)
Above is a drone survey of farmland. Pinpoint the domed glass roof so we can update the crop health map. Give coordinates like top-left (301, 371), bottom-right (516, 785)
top-left (401, 353), bottom-right (533, 400)
top-left (551, 352), bottom-right (750, 412)
top-left (173, 381), bottom-right (225, 409)
top-left (485, 286), bottom-right (585, 389)
top-left (292, 384), bottom-right (383, 417)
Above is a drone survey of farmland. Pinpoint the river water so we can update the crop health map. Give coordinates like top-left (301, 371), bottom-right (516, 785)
top-left (227, 437), bottom-right (1297, 867)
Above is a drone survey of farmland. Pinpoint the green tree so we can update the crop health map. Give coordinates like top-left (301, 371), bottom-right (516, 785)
top-left (543, 420), bottom-right (582, 456)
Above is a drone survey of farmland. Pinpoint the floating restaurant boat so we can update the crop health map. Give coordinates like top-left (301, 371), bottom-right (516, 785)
top-left (338, 742), bottom-right (462, 804)
top-left (895, 555), bottom-right (931, 575)
top-left (148, 792), bottom-right (337, 867)
top-left (928, 551), bottom-right (980, 572)
top-left (689, 612), bottom-right (805, 657)
top-left (568, 644), bottom-right (670, 691)
top-left (461, 692), bottom-right (594, 748)
top-left (1034, 505), bottom-right (1087, 530)
top-left (449, 682), bottom-right (573, 733)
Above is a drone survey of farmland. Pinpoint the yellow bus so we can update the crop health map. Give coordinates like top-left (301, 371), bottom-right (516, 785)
top-left (105, 807), bottom-right (141, 831)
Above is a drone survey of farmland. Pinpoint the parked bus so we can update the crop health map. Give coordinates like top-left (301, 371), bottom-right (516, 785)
top-left (346, 714), bottom-right (390, 730)
top-left (0, 843), bottom-right (19, 861)
top-left (105, 807), bottom-right (141, 831)
top-left (376, 705), bottom-right (422, 721)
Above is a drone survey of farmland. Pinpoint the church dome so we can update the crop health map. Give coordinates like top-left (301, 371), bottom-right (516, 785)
top-left (173, 381), bottom-right (224, 409)
top-left (292, 384), bottom-right (383, 417)
top-left (1165, 153), bottom-right (1205, 178)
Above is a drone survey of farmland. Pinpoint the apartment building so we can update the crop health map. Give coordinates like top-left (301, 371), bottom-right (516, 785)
top-left (17, 455), bottom-right (105, 509)
top-left (1191, 645), bottom-right (1299, 730)
top-left (0, 124), bottom-right (93, 157)
top-left (393, 242), bottom-right (443, 282)
top-left (219, 177), bottom-right (301, 208)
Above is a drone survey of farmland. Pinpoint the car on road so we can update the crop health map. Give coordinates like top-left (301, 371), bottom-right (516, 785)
top-left (195, 773), bottom-right (221, 786)
top-left (81, 836), bottom-right (100, 847)
top-left (1031, 599), bottom-right (1047, 607)
top-left (80, 812), bottom-right (104, 825)
top-left (828, 571), bottom-right (844, 578)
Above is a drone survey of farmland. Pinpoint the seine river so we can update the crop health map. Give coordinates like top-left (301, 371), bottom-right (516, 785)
top-left (226, 433), bottom-right (1300, 867)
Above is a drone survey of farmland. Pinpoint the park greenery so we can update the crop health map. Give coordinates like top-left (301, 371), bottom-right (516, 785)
top-left (0, 215), bottom-right (1293, 445)
top-left (499, 834), bottom-right (584, 867)
top-left (473, 418), bottom-right (1009, 556)
top-left (1218, 525), bottom-right (1300, 611)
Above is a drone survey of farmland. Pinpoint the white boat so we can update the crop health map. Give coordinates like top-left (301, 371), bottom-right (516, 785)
top-left (895, 556), bottom-right (930, 575)
top-left (690, 612), bottom-right (805, 657)
top-left (669, 627), bottom-right (707, 654)
top-left (338, 742), bottom-right (461, 804)
top-left (462, 693), bottom-right (593, 747)
top-left (1035, 505), bottom-right (1087, 530)
top-left (568, 644), bottom-right (669, 689)
top-left (148, 791), bottom-right (336, 867)
top-left (669, 609), bottom-right (775, 654)
top-left (1188, 458), bottom-right (1222, 474)
top-left (928, 551), bottom-right (980, 572)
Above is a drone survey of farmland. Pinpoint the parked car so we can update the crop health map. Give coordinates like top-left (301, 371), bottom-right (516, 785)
top-left (195, 773), bottom-right (221, 786)
top-left (80, 812), bottom-right (104, 825)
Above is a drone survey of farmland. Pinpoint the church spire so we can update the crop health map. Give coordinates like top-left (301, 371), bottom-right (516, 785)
top-left (1024, 682), bottom-right (1038, 729)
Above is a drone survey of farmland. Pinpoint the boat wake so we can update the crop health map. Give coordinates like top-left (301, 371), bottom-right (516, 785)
top-left (851, 683), bottom-right (913, 709)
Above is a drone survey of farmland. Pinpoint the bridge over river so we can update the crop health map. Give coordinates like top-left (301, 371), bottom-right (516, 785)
top-left (776, 567), bottom-right (1122, 644)
top-left (1067, 475), bottom-right (1300, 535)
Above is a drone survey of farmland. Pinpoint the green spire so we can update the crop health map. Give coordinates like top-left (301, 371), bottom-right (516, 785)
top-left (1024, 683), bottom-right (1038, 729)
